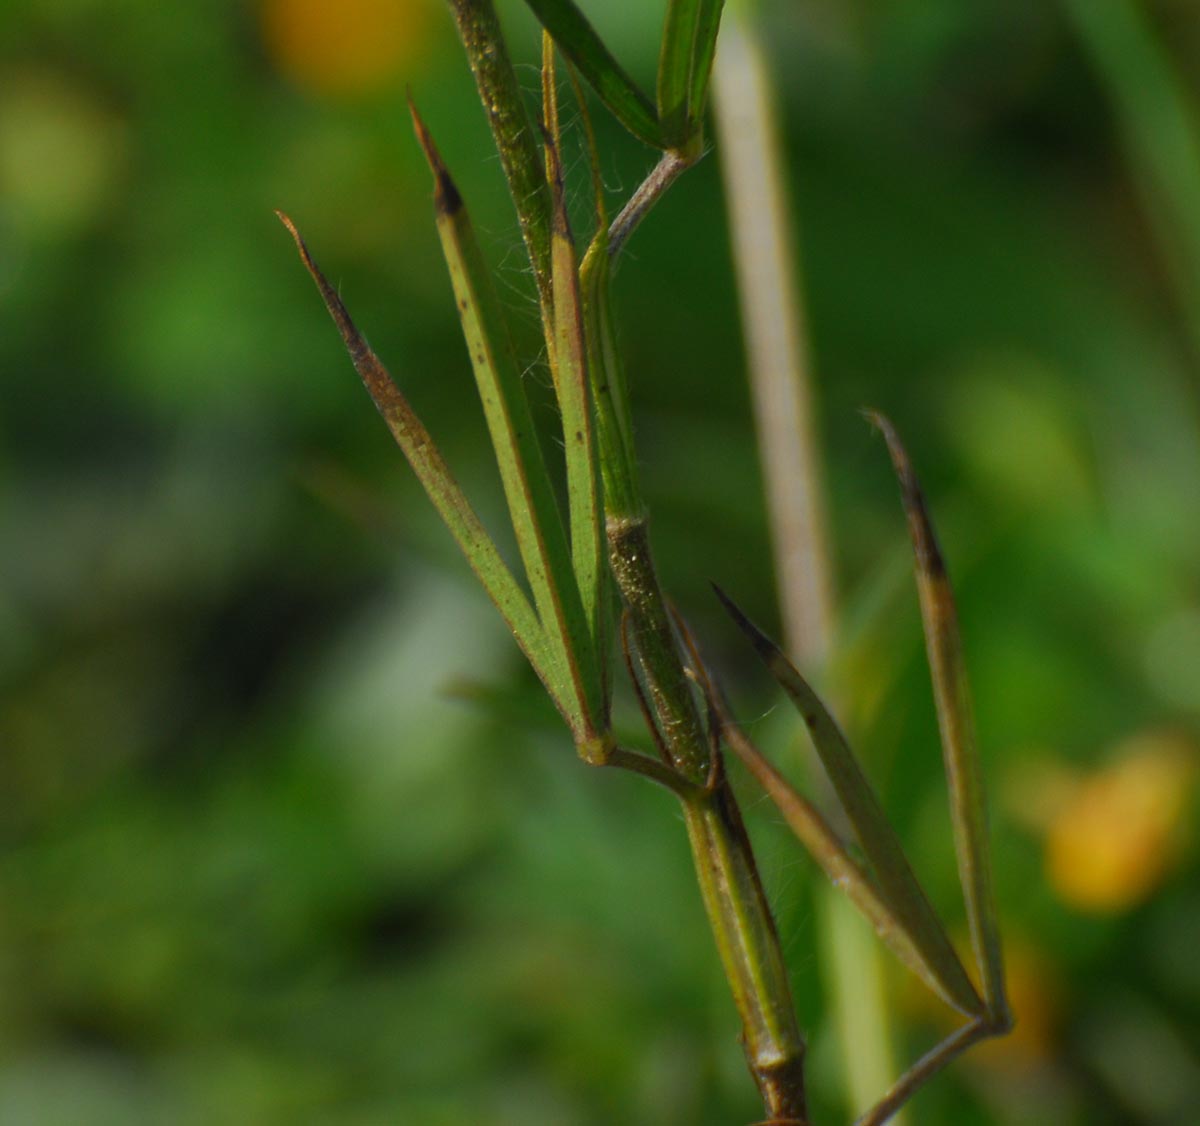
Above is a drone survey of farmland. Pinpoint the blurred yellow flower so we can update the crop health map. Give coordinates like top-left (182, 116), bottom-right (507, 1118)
top-left (1045, 731), bottom-right (1195, 914)
top-left (261, 0), bottom-right (438, 98)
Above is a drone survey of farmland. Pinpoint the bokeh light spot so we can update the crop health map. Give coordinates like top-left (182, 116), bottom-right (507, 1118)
top-left (260, 0), bottom-right (438, 98)
top-left (1145, 606), bottom-right (1200, 712)
top-left (1045, 731), bottom-right (1196, 914)
top-left (0, 68), bottom-right (127, 238)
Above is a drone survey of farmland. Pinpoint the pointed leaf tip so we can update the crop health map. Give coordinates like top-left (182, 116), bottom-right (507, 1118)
top-left (276, 210), bottom-right (309, 264)
top-left (277, 211), bottom-right (372, 368)
top-left (712, 583), bottom-right (783, 670)
top-left (408, 99), bottom-right (463, 216)
top-left (865, 409), bottom-right (946, 578)
top-left (863, 409), bottom-right (914, 494)
top-left (869, 412), bottom-right (1008, 1019)
top-left (715, 581), bottom-right (986, 1018)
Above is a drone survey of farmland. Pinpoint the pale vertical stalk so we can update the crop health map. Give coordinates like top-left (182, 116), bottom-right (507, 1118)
top-left (713, 4), bottom-right (903, 1120)
top-left (712, 0), bottom-right (832, 670)
top-left (826, 895), bottom-right (894, 1117)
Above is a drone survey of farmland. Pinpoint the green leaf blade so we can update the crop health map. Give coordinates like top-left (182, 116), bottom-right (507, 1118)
top-left (523, 0), bottom-right (665, 147)
top-left (277, 212), bottom-right (561, 708)
top-left (866, 411), bottom-right (1009, 1025)
top-left (686, 0), bottom-right (725, 134)
top-left (721, 718), bottom-right (981, 1015)
top-left (658, 0), bottom-right (699, 145)
top-left (409, 108), bottom-right (606, 744)
top-left (658, 0), bottom-right (726, 148)
top-left (580, 235), bottom-right (641, 520)
top-left (714, 584), bottom-right (985, 1019)
top-left (545, 141), bottom-right (607, 708)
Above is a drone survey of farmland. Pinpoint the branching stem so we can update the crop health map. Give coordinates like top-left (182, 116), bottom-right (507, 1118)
top-left (855, 1016), bottom-right (1008, 1126)
top-left (609, 150), bottom-right (697, 261)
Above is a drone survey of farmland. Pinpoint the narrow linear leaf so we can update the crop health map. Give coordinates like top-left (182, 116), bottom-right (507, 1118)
top-left (866, 411), bottom-right (1009, 1023)
top-left (686, 0), bottom-right (726, 136)
top-left (277, 212), bottom-right (560, 707)
top-left (567, 52), bottom-right (639, 505)
top-left (544, 100), bottom-right (608, 700)
top-left (714, 584), bottom-right (984, 1019)
top-left (658, 0), bottom-right (725, 147)
top-left (580, 247), bottom-right (641, 519)
top-left (721, 717), bottom-right (977, 1014)
top-left (522, 0), bottom-right (664, 148)
top-left (567, 60), bottom-right (607, 230)
top-left (658, 0), bottom-right (702, 145)
top-left (408, 105), bottom-right (605, 744)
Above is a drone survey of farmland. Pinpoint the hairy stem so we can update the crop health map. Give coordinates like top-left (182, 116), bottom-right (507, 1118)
top-left (447, 0), bottom-right (555, 321)
top-left (609, 150), bottom-right (697, 261)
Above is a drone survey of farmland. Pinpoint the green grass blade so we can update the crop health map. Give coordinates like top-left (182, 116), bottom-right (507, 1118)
top-left (565, 51), bottom-right (642, 528)
top-left (543, 47), bottom-right (608, 712)
top-left (866, 412), bottom-right (1009, 1024)
top-left (720, 718), bottom-right (982, 1015)
top-left (658, 0), bottom-right (725, 148)
top-left (686, 0), bottom-right (725, 136)
top-left (713, 584), bottom-right (984, 1019)
top-left (277, 212), bottom-right (559, 707)
top-left (522, 0), bottom-right (664, 148)
top-left (409, 106), bottom-right (604, 745)
top-left (657, 0), bottom-right (700, 146)
top-left (580, 240), bottom-right (642, 522)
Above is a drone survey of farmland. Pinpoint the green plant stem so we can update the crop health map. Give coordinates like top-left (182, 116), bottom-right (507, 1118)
top-left (449, 13), bottom-right (808, 1117)
top-left (607, 519), bottom-right (806, 1120)
top-left (446, 0), bottom-right (555, 323)
top-left (682, 788), bottom-right (808, 1123)
top-left (606, 516), bottom-right (709, 782)
top-left (598, 313), bottom-right (806, 1121)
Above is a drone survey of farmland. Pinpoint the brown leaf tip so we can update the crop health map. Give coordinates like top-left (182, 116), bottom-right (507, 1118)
top-left (276, 211), bottom-right (369, 367)
top-left (863, 409), bottom-right (946, 577)
top-left (276, 210), bottom-right (312, 268)
top-left (712, 583), bottom-right (780, 663)
top-left (408, 94), bottom-right (463, 216)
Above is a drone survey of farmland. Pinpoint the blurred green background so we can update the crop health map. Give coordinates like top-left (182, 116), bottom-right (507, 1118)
top-left (2, 0), bottom-right (1199, 1123)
